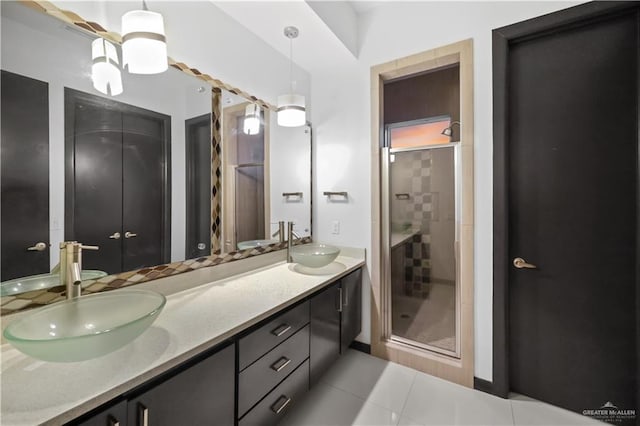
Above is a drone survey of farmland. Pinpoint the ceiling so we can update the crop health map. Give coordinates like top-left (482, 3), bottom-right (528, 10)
top-left (345, 1), bottom-right (383, 15)
top-left (212, 1), bottom-right (363, 77)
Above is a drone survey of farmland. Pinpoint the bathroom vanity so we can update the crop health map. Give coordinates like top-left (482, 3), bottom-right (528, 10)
top-left (0, 249), bottom-right (365, 426)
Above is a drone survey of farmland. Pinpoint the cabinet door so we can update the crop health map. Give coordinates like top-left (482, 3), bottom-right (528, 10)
top-left (340, 268), bottom-right (362, 353)
top-left (127, 344), bottom-right (234, 426)
top-left (309, 282), bottom-right (340, 386)
top-left (73, 400), bottom-right (127, 426)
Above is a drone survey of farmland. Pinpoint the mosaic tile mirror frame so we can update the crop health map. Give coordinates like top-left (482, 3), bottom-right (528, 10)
top-left (0, 1), bottom-right (311, 315)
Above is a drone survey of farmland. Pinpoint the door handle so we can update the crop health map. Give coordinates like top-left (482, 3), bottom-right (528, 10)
top-left (513, 257), bottom-right (537, 269)
top-left (138, 403), bottom-right (149, 426)
top-left (270, 395), bottom-right (292, 414)
top-left (270, 356), bottom-right (292, 372)
top-left (108, 415), bottom-right (120, 426)
top-left (27, 242), bottom-right (47, 251)
top-left (109, 232), bottom-right (121, 240)
top-left (125, 231), bottom-right (137, 239)
top-left (271, 324), bottom-right (292, 337)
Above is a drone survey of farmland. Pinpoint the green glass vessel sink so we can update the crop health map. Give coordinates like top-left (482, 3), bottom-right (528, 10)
top-left (3, 289), bottom-right (166, 362)
top-left (0, 270), bottom-right (107, 297)
top-left (290, 243), bottom-right (340, 268)
top-left (237, 239), bottom-right (278, 250)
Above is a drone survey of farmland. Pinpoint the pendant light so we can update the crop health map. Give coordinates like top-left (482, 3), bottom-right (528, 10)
top-left (121, 0), bottom-right (167, 74)
top-left (91, 38), bottom-right (123, 96)
top-left (243, 103), bottom-right (261, 135)
top-left (277, 26), bottom-right (306, 127)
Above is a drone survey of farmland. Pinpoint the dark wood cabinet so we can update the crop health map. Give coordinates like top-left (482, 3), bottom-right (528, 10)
top-left (238, 325), bottom-right (310, 416)
top-left (238, 301), bottom-right (309, 371)
top-left (309, 281), bottom-right (341, 386)
top-left (72, 345), bottom-right (234, 426)
top-left (340, 268), bottom-right (362, 353)
top-left (239, 359), bottom-right (310, 426)
top-left (126, 344), bottom-right (234, 426)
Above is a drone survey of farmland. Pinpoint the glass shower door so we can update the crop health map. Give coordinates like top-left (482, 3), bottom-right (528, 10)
top-left (385, 120), bottom-right (460, 357)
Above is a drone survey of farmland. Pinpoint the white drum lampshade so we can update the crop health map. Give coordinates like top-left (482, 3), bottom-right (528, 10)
top-left (277, 94), bottom-right (306, 127)
top-left (91, 38), bottom-right (123, 96)
top-left (121, 10), bottom-right (167, 74)
top-left (243, 103), bottom-right (261, 135)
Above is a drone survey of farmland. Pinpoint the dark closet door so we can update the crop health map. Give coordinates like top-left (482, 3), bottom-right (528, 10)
top-left (506, 9), bottom-right (637, 422)
top-left (69, 94), bottom-right (123, 274)
top-left (185, 113), bottom-right (211, 259)
top-left (66, 89), bottom-right (170, 275)
top-left (1, 71), bottom-right (50, 281)
top-left (122, 112), bottom-right (168, 271)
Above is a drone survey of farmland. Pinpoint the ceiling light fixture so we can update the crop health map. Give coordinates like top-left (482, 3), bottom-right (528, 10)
top-left (277, 26), bottom-right (306, 127)
top-left (243, 103), bottom-right (261, 135)
top-left (91, 38), bottom-right (123, 96)
top-left (121, 0), bottom-right (167, 74)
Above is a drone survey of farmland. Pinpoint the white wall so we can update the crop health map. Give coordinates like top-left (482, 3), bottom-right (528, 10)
top-left (311, 1), bottom-right (582, 382)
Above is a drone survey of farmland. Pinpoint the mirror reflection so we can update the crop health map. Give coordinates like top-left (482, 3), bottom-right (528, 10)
top-left (0, 2), bottom-right (312, 294)
top-left (221, 91), bottom-right (311, 252)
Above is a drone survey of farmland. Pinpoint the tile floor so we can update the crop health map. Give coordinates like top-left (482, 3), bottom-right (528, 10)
top-left (281, 350), bottom-right (605, 426)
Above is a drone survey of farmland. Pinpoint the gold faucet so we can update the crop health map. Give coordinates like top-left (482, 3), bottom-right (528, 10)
top-left (59, 242), bottom-right (99, 300)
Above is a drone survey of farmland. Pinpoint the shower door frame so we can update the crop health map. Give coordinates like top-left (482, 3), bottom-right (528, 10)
top-left (382, 137), bottom-right (462, 359)
top-left (371, 39), bottom-right (475, 387)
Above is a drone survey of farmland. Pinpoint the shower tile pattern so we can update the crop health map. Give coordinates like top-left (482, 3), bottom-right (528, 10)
top-left (403, 151), bottom-right (432, 298)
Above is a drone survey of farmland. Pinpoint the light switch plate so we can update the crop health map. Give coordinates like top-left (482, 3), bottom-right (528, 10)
top-left (332, 220), bottom-right (340, 235)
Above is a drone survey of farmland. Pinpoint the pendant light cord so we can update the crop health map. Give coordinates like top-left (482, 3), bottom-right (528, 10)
top-left (289, 36), bottom-right (294, 95)
top-left (142, 0), bottom-right (148, 11)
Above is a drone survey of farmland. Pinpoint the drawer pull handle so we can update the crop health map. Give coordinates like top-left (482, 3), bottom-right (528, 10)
top-left (270, 357), bottom-right (292, 372)
top-left (138, 403), bottom-right (149, 426)
top-left (108, 415), bottom-right (119, 426)
top-left (270, 395), bottom-right (292, 414)
top-left (271, 324), bottom-right (292, 337)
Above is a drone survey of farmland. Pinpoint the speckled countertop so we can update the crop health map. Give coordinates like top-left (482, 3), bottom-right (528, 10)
top-left (0, 249), bottom-right (365, 426)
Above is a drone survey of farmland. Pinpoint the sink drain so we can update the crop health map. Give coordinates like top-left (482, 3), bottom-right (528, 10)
top-left (400, 313), bottom-right (411, 319)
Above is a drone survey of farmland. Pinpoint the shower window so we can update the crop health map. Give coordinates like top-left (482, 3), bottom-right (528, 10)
top-left (385, 119), bottom-right (460, 357)
top-left (388, 116), bottom-right (451, 148)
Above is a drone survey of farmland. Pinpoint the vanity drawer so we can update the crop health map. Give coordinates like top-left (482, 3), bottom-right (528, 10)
top-left (239, 300), bottom-right (309, 370)
top-left (239, 359), bottom-right (309, 426)
top-left (239, 325), bottom-right (310, 416)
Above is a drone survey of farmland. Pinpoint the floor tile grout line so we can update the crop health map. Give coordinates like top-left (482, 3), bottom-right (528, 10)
top-left (316, 379), bottom-right (409, 424)
top-left (397, 371), bottom-right (419, 424)
top-left (319, 371), bottom-right (417, 419)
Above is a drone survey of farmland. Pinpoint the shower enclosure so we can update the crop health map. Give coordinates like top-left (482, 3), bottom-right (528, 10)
top-left (382, 117), bottom-right (461, 357)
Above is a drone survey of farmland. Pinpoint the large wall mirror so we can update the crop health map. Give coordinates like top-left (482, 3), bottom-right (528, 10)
top-left (0, 1), bottom-right (312, 303)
